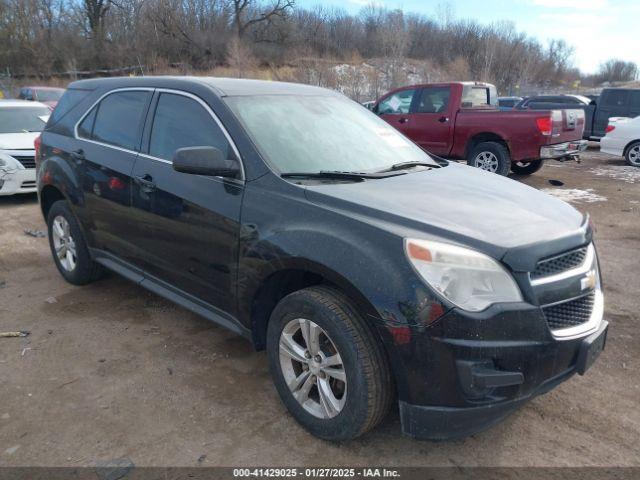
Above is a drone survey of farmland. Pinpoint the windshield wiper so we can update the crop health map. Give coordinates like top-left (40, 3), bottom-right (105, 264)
top-left (281, 170), bottom-right (407, 180)
top-left (385, 161), bottom-right (440, 171)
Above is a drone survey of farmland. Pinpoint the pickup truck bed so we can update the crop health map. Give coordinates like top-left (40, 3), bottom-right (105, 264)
top-left (375, 82), bottom-right (587, 175)
top-left (514, 88), bottom-right (640, 140)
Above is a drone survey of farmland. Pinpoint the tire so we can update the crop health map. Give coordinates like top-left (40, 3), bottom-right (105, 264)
top-left (46, 200), bottom-right (102, 285)
top-left (467, 141), bottom-right (511, 176)
top-left (266, 285), bottom-right (392, 441)
top-left (625, 141), bottom-right (640, 167)
top-left (510, 159), bottom-right (544, 175)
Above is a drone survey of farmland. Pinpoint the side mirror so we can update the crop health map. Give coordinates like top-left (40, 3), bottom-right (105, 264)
top-left (172, 146), bottom-right (240, 178)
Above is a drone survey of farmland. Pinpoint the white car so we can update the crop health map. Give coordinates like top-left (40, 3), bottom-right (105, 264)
top-left (600, 116), bottom-right (640, 167)
top-left (0, 99), bottom-right (50, 196)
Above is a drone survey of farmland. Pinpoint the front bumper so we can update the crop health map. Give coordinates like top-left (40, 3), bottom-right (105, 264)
top-left (397, 318), bottom-right (608, 440)
top-left (0, 167), bottom-right (37, 196)
top-left (540, 139), bottom-right (588, 159)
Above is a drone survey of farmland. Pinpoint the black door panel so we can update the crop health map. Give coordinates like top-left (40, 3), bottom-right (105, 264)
top-left (79, 142), bottom-right (137, 259)
top-left (130, 91), bottom-right (244, 314)
top-left (131, 157), bottom-right (243, 311)
top-left (74, 89), bottom-right (153, 261)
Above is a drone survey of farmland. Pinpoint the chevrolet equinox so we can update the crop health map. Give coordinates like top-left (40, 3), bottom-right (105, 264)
top-left (36, 77), bottom-right (608, 441)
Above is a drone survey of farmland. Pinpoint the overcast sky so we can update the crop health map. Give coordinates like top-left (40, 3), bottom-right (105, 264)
top-left (296, 0), bottom-right (639, 74)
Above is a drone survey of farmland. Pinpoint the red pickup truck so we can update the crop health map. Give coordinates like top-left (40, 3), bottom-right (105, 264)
top-left (374, 82), bottom-right (588, 175)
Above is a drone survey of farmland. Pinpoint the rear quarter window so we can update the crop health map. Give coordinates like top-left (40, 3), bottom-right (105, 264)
top-left (48, 89), bottom-right (92, 125)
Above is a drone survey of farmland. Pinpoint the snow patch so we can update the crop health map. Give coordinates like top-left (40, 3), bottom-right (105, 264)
top-left (590, 166), bottom-right (640, 183)
top-left (541, 188), bottom-right (607, 203)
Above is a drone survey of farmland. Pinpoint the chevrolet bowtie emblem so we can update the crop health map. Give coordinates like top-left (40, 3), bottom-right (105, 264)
top-left (581, 270), bottom-right (597, 291)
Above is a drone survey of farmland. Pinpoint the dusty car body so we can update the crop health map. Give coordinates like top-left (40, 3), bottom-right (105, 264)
top-left (37, 77), bottom-right (607, 441)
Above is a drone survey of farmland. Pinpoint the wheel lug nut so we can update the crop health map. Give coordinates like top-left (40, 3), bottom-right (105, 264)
top-left (318, 371), bottom-right (326, 379)
top-left (304, 351), bottom-right (311, 359)
top-left (314, 355), bottom-right (321, 362)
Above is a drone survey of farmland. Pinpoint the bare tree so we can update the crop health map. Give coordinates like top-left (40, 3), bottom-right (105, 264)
top-left (229, 0), bottom-right (294, 38)
top-left (226, 35), bottom-right (256, 77)
top-left (595, 59), bottom-right (638, 84)
top-left (0, 0), bottom-right (588, 95)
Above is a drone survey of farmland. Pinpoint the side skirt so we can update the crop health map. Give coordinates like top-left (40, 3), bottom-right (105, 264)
top-left (91, 248), bottom-right (251, 339)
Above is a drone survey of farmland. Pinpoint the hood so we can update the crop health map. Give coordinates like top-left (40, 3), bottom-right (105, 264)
top-left (0, 132), bottom-right (41, 151)
top-left (304, 162), bottom-right (585, 259)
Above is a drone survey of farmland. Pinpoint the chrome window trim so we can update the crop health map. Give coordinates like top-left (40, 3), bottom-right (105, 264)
top-left (73, 87), bottom-right (154, 155)
top-left (73, 87), bottom-right (246, 181)
top-left (529, 243), bottom-right (595, 286)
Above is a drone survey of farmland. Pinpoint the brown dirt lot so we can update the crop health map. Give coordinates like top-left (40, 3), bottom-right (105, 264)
top-left (0, 149), bottom-right (639, 467)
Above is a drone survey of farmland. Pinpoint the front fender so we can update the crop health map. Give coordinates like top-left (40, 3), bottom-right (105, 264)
top-left (237, 175), bottom-right (448, 331)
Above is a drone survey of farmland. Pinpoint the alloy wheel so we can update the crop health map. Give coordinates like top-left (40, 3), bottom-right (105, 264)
top-left (279, 318), bottom-right (347, 419)
top-left (474, 151), bottom-right (499, 172)
top-left (629, 145), bottom-right (640, 166)
top-left (51, 216), bottom-right (77, 272)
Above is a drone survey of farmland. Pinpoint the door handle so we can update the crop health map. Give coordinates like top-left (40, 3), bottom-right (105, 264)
top-left (398, 117), bottom-right (409, 124)
top-left (135, 174), bottom-right (156, 192)
top-left (438, 116), bottom-right (449, 123)
top-left (70, 149), bottom-right (85, 164)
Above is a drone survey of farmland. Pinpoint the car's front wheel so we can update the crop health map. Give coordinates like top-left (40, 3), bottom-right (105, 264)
top-left (510, 159), bottom-right (544, 175)
top-left (625, 141), bottom-right (640, 167)
top-left (47, 200), bottom-right (102, 285)
top-left (267, 286), bottom-right (392, 441)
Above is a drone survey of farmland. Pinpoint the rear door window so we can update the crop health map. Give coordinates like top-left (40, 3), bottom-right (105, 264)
top-left (461, 85), bottom-right (498, 107)
top-left (602, 90), bottom-right (629, 108)
top-left (77, 106), bottom-right (97, 139)
top-left (415, 87), bottom-right (450, 113)
top-left (377, 89), bottom-right (415, 114)
top-left (90, 90), bottom-right (151, 151)
top-left (148, 93), bottom-right (233, 161)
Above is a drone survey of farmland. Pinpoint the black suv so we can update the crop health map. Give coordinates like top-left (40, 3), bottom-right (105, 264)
top-left (36, 77), bottom-right (608, 441)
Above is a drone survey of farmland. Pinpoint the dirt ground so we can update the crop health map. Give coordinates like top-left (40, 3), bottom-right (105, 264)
top-left (1, 148), bottom-right (639, 468)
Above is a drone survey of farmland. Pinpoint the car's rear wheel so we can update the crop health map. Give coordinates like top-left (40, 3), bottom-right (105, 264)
top-left (47, 200), bottom-right (102, 285)
top-left (510, 159), bottom-right (544, 175)
top-left (625, 141), bottom-right (640, 167)
top-left (467, 142), bottom-right (511, 176)
top-left (267, 286), bottom-right (392, 441)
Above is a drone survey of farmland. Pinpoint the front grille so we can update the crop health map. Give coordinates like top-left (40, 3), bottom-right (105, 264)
top-left (531, 245), bottom-right (588, 279)
top-left (542, 293), bottom-right (595, 330)
top-left (13, 155), bottom-right (36, 169)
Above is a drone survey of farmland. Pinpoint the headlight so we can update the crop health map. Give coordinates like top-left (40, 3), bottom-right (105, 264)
top-left (405, 238), bottom-right (523, 312)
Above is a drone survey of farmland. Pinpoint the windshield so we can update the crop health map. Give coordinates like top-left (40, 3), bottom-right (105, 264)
top-left (0, 107), bottom-right (50, 133)
top-left (225, 95), bottom-right (438, 174)
top-left (35, 89), bottom-right (64, 102)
